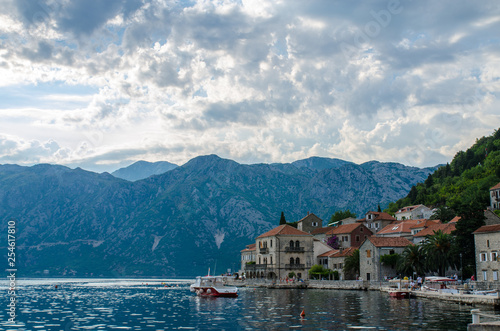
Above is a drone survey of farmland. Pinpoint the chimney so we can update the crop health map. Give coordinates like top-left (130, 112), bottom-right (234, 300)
top-left (307, 211), bottom-right (310, 215)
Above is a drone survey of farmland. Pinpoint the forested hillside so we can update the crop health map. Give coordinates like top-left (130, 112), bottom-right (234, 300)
top-left (386, 128), bottom-right (500, 216)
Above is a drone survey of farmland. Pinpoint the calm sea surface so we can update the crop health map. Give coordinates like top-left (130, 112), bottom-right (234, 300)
top-left (0, 278), bottom-right (498, 330)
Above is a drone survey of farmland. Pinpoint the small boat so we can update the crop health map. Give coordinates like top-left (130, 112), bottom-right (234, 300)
top-left (388, 290), bottom-right (410, 299)
top-left (190, 276), bottom-right (238, 298)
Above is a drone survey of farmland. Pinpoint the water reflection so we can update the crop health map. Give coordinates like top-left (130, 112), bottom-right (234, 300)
top-left (0, 279), bottom-right (498, 330)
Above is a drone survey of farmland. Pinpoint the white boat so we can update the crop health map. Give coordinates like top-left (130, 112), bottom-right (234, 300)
top-left (190, 276), bottom-right (238, 298)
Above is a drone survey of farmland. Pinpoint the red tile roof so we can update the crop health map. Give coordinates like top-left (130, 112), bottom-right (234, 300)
top-left (331, 246), bottom-right (357, 258)
top-left (413, 223), bottom-right (456, 237)
top-left (240, 244), bottom-right (256, 252)
top-left (364, 211), bottom-right (396, 221)
top-left (318, 249), bottom-right (339, 257)
top-left (473, 224), bottom-right (500, 234)
top-left (490, 182), bottom-right (500, 191)
top-left (311, 227), bottom-right (334, 235)
top-left (449, 216), bottom-right (461, 223)
top-left (396, 204), bottom-right (425, 214)
top-left (409, 219), bottom-right (441, 229)
top-left (256, 224), bottom-right (312, 239)
top-left (326, 223), bottom-right (362, 235)
top-left (367, 236), bottom-right (412, 247)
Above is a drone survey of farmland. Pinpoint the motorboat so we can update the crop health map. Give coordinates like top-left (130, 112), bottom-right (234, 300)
top-left (190, 275), bottom-right (238, 297)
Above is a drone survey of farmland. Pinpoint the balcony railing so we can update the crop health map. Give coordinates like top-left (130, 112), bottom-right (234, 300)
top-left (285, 264), bottom-right (305, 269)
top-left (245, 264), bottom-right (273, 271)
top-left (284, 247), bottom-right (305, 253)
top-left (259, 247), bottom-right (269, 254)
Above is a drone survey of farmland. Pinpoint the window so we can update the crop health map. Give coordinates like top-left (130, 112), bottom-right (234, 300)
top-left (375, 223), bottom-right (379, 229)
top-left (290, 257), bottom-right (294, 265)
top-left (360, 227), bottom-right (363, 232)
top-left (367, 250), bottom-right (371, 258)
top-left (480, 253), bottom-right (487, 262)
top-left (483, 271), bottom-right (487, 281)
top-left (289, 240), bottom-right (294, 248)
top-left (312, 222), bottom-right (318, 227)
top-left (270, 256), bottom-right (272, 265)
top-left (296, 257), bottom-right (300, 265)
top-left (356, 235), bottom-right (360, 242)
top-left (487, 240), bottom-right (490, 248)
top-left (493, 271), bottom-right (499, 281)
top-left (492, 252), bottom-right (498, 262)
top-left (389, 250), bottom-right (395, 255)
top-left (333, 264), bottom-right (337, 269)
top-left (296, 240), bottom-right (300, 248)
top-left (270, 240), bottom-right (272, 248)
top-left (339, 263), bottom-right (343, 269)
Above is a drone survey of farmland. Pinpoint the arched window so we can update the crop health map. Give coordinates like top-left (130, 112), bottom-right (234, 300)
top-left (289, 240), bottom-right (294, 248)
top-left (296, 257), bottom-right (300, 265)
top-left (295, 240), bottom-right (300, 248)
top-left (290, 257), bottom-right (294, 265)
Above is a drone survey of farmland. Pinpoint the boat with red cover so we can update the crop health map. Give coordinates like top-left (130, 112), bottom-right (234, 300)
top-left (190, 276), bottom-right (238, 298)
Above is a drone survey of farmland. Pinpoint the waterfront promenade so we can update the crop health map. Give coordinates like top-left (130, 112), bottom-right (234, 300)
top-left (228, 278), bottom-right (500, 307)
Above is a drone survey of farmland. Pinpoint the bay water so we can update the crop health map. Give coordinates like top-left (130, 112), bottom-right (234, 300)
top-left (0, 278), bottom-right (497, 330)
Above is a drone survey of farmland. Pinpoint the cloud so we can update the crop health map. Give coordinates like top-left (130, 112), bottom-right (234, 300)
top-left (0, 0), bottom-right (499, 171)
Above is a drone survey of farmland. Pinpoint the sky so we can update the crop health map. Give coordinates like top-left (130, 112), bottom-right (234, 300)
top-left (1, 0), bottom-right (499, 173)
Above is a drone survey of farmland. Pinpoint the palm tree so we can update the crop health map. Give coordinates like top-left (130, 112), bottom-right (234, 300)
top-left (397, 244), bottom-right (426, 277)
top-left (343, 249), bottom-right (360, 278)
top-left (422, 230), bottom-right (455, 276)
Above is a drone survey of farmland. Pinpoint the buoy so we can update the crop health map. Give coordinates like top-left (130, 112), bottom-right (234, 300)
top-left (55, 285), bottom-right (58, 289)
top-left (300, 310), bottom-right (305, 318)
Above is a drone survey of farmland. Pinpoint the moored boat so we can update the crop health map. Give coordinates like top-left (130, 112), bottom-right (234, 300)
top-left (389, 290), bottom-right (410, 299)
top-left (190, 276), bottom-right (238, 298)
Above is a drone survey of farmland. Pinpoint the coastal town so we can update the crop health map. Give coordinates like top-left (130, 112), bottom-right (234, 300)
top-left (238, 183), bottom-right (500, 289)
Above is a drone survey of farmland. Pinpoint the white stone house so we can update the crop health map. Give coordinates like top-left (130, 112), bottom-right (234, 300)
top-left (490, 183), bottom-right (500, 211)
top-left (395, 204), bottom-right (433, 220)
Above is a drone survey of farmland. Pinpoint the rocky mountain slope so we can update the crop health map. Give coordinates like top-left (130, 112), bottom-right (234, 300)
top-left (0, 155), bottom-right (437, 277)
top-left (111, 160), bottom-right (178, 181)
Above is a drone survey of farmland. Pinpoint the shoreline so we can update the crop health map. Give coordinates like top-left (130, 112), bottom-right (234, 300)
top-left (229, 279), bottom-right (500, 307)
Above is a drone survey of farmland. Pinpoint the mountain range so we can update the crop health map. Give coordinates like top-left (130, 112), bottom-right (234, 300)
top-left (0, 155), bottom-right (438, 277)
top-left (111, 160), bottom-right (178, 181)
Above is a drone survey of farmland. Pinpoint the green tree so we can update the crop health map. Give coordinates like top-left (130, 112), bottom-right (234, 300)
top-left (328, 210), bottom-right (356, 226)
top-left (308, 264), bottom-right (334, 280)
top-left (279, 211), bottom-right (286, 225)
top-left (343, 249), bottom-right (360, 277)
top-left (422, 230), bottom-right (455, 276)
top-left (430, 205), bottom-right (456, 223)
top-left (450, 194), bottom-right (486, 277)
top-left (397, 244), bottom-right (426, 277)
top-left (380, 253), bottom-right (400, 269)
top-left (377, 204), bottom-right (382, 212)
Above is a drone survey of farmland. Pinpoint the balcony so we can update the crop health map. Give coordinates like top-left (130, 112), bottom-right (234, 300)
top-left (245, 264), bottom-right (273, 271)
top-left (285, 264), bottom-right (305, 269)
top-left (259, 247), bottom-right (269, 254)
top-left (285, 246), bottom-right (305, 253)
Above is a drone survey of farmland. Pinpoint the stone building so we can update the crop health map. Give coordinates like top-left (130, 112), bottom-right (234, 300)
top-left (490, 182), bottom-right (500, 211)
top-left (325, 223), bottom-right (372, 248)
top-left (297, 212), bottom-right (323, 233)
top-left (240, 243), bottom-right (256, 272)
top-left (245, 224), bottom-right (314, 280)
top-left (359, 236), bottom-right (411, 281)
top-left (473, 224), bottom-right (500, 282)
top-left (359, 211), bottom-right (397, 233)
top-left (395, 204), bottom-right (433, 220)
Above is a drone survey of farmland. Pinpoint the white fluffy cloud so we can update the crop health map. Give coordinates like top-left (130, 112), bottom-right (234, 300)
top-left (0, 0), bottom-right (499, 172)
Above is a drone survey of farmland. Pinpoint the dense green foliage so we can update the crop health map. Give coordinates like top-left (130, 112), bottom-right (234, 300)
top-left (279, 211), bottom-right (286, 225)
top-left (397, 244), bottom-right (426, 276)
top-left (343, 249), bottom-right (360, 277)
top-left (308, 264), bottom-right (335, 279)
top-left (386, 128), bottom-right (500, 277)
top-left (386, 128), bottom-right (500, 214)
top-left (380, 253), bottom-right (400, 268)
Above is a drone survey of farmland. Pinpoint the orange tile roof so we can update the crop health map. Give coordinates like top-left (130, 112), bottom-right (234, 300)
top-left (490, 182), bottom-right (500, 191)
top-left (311, 227), bottom-right (334, 235)
top-left (331, 246), bottom-right (357, 258)
top-left (396, 204), bottom-right (424, 214)
top-left (365, 211), bottom-right (396, 221)
top-left (240, 243), bottom-right (256, 252)
top-left (409, 219), bottom-right (441, 229)
top-left (318, 249), bottom-right (339, 257)
top-left (256, 224), bottom-right (312, 239)
top-left (377, 219), bottom-right (430, 235)
top-left (473, 224), bottom-right (500, 234)
top-left (326, 223), bottom-right (362, 235)
top-left (367, 236), bottom-right (412, 247)
top-left (449, 216), bottom-right (461, 223)
top-left (413, 223), bottom-right (456, 237)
